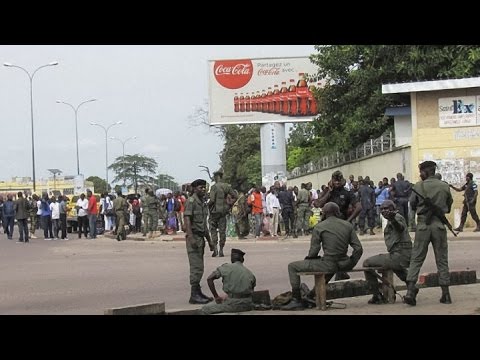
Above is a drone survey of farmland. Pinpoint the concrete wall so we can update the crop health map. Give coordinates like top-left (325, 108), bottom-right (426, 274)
top-left (288, 146), bottom-right (411, 191)
top-left (411, 88), bottom-right (480, 227)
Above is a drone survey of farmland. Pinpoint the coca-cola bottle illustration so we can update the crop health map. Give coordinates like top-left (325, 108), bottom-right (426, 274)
top-left (245, 92), bottom-right (251, 112)
top-left (266, 87), bottom-right (273, 113)
top-left (234, 93), bottom-right (239, 112)
top-left (287, 79), bottom-right (297, 116)
top-left (260, 90), bottom-right (267, 112)
top-left (255, 91), bottom-right (261, 112)
top-left (308, 82), bottom-right (318, 115)
top-left (279, 81), bottom-right (288, 115)
top-left (239, 93), bottom-right (245, 112)
top-left (272, 84), bottom-right (280, 113)
top-left (296, 73), bottom-right (309, 116)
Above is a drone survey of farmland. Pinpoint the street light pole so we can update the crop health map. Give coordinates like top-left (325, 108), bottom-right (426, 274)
top-left (110, 136), bottom-right (137, 186)
top-left (56, 99), bottom-right (97, 175)
top-left (4, 61), bottom-right (59, 192)
top-left (90, 121), bottom-right (122, 191)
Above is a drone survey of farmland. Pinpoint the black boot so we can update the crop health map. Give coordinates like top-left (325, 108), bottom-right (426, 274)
top-left (212, 245), bottom-right (218, 257)
top-left (189, 285), bottom-right (210, 304)
top-left (198, 287), bottom-right (214, 302)
top-left (280, 288), bottom-right (305, 311)
top-left (292, 230), bottom-right (298, 238)
top-left (453, 225), bottom-right (464, 232)
top-left (440, 286), bottom-right (452, 304)
top-left (219, 246), bottom-right (224, 257)
top-left (368, 292), bottom-right (386, 304)
top-left (403, 281), bottom-right (419, 306)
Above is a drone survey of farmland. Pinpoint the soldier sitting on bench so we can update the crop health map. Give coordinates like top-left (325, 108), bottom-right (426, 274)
top-left (363, 200), bottom-right (412, 304)
top-left (281, 202), bottom-right (363, 310)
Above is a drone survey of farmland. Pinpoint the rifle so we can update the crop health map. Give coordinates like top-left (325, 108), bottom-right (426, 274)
top-left (367, 269), bottom-right (404, 303)
top-left (410, 187), bottom-right (458, 237)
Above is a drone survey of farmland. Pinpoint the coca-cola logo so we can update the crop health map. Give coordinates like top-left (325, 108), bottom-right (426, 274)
top-left (213, 59), bottom-right (253, 89)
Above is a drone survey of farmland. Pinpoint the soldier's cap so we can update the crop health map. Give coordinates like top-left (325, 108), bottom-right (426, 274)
top-left (191, 179), bottom-right (207, 188)
top-left (419, 161), bottom-right (437, 170)
top-left (213, 170), bottom-right (223, 177)
top-left (231, 248), bottom-right (245, 257)
top-left (332, 170), bottom-right (343, 179)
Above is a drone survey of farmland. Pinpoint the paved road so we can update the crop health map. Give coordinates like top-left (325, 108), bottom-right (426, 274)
top-left (0, 230), bottom-right (479, 314)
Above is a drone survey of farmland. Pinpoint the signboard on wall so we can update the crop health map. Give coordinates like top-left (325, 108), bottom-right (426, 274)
top-left (208, 57), bottom-right (322, 125)
top-left (438, 96), bottom-right (478, 127)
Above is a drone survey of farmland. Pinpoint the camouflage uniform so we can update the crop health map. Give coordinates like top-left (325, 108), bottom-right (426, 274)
top-left (113, 195), bottom-right (127, 241)
top-left (295, 187), bottom-right (310, 234)
top-left (363, 213), bottom-right (412, 294)
top-left (200, 261), bottom-right (256, 315)
top-left (184, 192), bottom-right (209, 287)
top-left (209, 180), bottom-right (235, 251)
top-left (28, 198), bottom-right (38, 236)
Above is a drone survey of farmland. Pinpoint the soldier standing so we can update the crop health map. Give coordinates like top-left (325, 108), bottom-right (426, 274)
top-left (450, 172), bottom-right (480, 232)
top-left (199, 248), bottom-right (256, 315)
top-left (363, 200), bottom-right (412, 304)
top-left (391, 173), bottom-right (411, 222)
top-left (295, 183), bottom-right (311, 237)
top-left (113, 190), bottom-right (127, 241)
top-left (282, 202), bottom-right (363, 310)
top-left (404, 161), bottom-right (453, 306)
top-left (142, 188), bottom-right (159, 238)
top-left (29, 194), bottom-right (39, 239)
top-left (184, 179), bottom-right (214, 304)
top-left (207, 170), bottom-right (237, 257)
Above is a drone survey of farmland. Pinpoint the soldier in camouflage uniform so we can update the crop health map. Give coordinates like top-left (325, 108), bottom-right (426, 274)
top-left (184, 179), bottom-right (214, 304)
top-left (200, 248), bottom-right (256, 315)
top-left (404, 161), bottom-right (453, 306)
top-left (363, 200), bottom-right (412, 304)
top-left (207, 170), bottom-right (237, 257)
top-left (113, 190), bottom-right (127, 241)
top-left (295, 183), bottom-right (311, 237)
top-left (29, 194), bottom-right (39, 239)
top-left (142, 188), bottom-right (159, 238)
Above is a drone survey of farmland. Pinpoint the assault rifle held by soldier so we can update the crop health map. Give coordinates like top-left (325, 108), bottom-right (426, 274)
top-left (410, 188), bottom-right (457, 237)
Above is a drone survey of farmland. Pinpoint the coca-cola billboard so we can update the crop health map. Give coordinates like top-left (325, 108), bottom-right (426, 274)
top-left (208, 56), bottom-right (322, 125)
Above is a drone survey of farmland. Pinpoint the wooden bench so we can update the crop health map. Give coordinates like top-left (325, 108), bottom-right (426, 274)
top-left (298, 267), bottom-right (395, 310)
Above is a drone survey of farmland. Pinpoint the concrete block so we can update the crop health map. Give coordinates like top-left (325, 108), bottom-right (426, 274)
top-left (418, 270), bottom-right (477, 287)
top-left (104, 302), bottom-right (165, 315)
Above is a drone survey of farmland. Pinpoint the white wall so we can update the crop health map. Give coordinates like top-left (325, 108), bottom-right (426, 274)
top-left (288, 146), bottom-right (412, 190)
top-left (394, 115), bottom-right (412, 147)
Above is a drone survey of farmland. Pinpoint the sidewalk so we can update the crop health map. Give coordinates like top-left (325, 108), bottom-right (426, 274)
top-left (107, 227), bottom-right (480, 244)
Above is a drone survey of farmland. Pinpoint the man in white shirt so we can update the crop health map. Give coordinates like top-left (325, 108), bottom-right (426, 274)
top-left (266, 186), bottom-right (281, 237)
top-left (49, 196), bottom-right (60, 239)
top-left (76, 193), bottom-right (89, 238)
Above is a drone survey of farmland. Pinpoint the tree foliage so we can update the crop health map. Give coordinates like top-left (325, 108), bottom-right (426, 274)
top-left (220, 124), bottom-right (261, 192)
top-left (288, 45), bottom-right (480, 166)
top-left (86, 176), bottom-right (108, 194)
top-left (108, 154), bottom-right (158, 194)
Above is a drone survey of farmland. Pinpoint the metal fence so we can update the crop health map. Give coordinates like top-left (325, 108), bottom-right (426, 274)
top-left (289, 131), bottom-right (395, 178)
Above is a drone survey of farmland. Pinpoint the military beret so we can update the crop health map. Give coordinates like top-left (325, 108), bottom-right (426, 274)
top-left (191, 179), bottom-right (207, 188)
top-left (213, 170), bottom-right (223, 177)
top-left (419, 161), bottom-right (437, 170)
top-left (332, 170), bottom-right (343, 179)
top-left (231, 248), bottom-right (245, 257)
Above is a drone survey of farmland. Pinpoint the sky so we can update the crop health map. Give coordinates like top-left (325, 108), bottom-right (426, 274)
top-left (0, 45), bottom-right (315, 186)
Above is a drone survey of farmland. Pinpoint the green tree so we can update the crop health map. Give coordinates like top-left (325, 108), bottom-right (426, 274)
top-left (108, 154), bottom-right (158, 194)
top-left (86, 176), bottom-right (108, 194)
top-left (220, 124), bottom-right (261, 192)
top-left (306, 45), bottom-right (480, 153)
